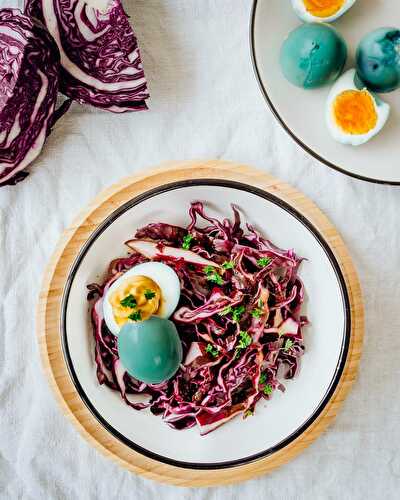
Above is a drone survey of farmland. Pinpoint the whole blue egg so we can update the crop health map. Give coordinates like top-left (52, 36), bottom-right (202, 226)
top-left (280, 23), bottom-right (347, 89)
top-left (356, 28), bottom-right (400, 93)
top-left (118, 317), bottom-right (183, 384)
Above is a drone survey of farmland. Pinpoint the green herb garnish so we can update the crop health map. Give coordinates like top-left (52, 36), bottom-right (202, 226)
top-left (182, 233), bottom-right (195, 250)
top-left (232, 305), bottom-right (245, 323)
top-left (263, 384), bottom-right (273, 396)
top-left (205, 343), bottom-right (219, 358)
top-left (257, 257), bottom-right (271, 268)
top-left (251, 308), bottom-right (263, 318)
top-left (237, 330), bottom-right (252, 349)
top-left (120, 294), bottom-right (137, 308)
top-left (259, 372), bottom-right (267, 385)
top-left (244, 409), bottom-right (253, 418)
top-left (222, 260), bottom-right (234, 270)
top-left (219, 305), bottom-right (232, 316)
top-left (207, 272), bottom-right (224, 286)
top-left (203, 265), bottom-right (215, 275)
top-left (284, 339), bottom-right (294, 352)
top-left (235, 330), bottom-right (252, 358)
top-left (258, 298), bottom-right (263, 308)
top-left (128, 310), bottom-right (142, 322)
top-left (144, 289), bottom-right (156, 300)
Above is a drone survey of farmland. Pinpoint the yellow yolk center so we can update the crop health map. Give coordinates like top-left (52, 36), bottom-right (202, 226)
top-left (303, 0), bottom-right (345, 17)
top-left (333, 89), bottom-right (378, 135)
top-left (109, 275), bottom-right (161, 325)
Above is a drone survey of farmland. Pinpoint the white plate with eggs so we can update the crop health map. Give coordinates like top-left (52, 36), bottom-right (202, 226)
top-left (59, 173), bottom-right (353, 471)
top-left (250, 0), bottom-right (400, 184)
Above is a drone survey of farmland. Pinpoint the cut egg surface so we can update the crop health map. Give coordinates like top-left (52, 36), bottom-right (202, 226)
top-left (102, 261), bottom-right (181, 336)
top-left (326, 69), bottom-right (390, 146)
top-left (291, 0), bottom-right (357, 23)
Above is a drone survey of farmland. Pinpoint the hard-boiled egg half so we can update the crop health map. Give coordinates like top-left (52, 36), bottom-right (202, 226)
top-left (103, 262), bottom-right (182, 384)
top-left (291, 0), bottom-right (357, 23)
top-left (326, 69), bottom-right (390, 146)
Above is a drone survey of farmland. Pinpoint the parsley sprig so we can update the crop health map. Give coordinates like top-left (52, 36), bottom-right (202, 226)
top-left (144, 289), bottom-right (156, 300)
top-left (182, 233), bottom-right (195, 250)
top-left (219, 305), bottom-right (232, 316)
top-left (259, 372), bottom-right (273, 396)
top-left (222, 260), bottom-right (234, 270)
top-left (205, 343), bottom-right (219, 358)
top-left (263, 384), bottom-right (273, 396)
top-left (232, 305), bottom-right (245, 322)
top-left (284, 339), bottom-right (294, 352)
top-left (128, 310), bottom-right (142, 322)
top-left (257, 257), bottom-right (271, 268)
top-left (120, 294), bottom-right (137, 308)
top-left (235, 330), bottom-right (252, 358)
top-left (203, 265), bottom-right (224, 286)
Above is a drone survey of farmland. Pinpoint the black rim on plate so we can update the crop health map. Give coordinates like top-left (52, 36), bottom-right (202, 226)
top-left (61, 179), bottom-right (351, 470)
top-left (249, 0), bottom-right (400, 186)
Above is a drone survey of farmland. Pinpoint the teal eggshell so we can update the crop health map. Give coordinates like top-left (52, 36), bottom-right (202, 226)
top-left (280, 23), bottom-right (347, 89)
top-left (356, 28), bottom-right (400, 93)
top-left (118, 317), bottom-right (183, 384)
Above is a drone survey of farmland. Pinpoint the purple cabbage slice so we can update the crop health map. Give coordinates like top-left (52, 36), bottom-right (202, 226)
top-left (0, 8), bottom-right (69, 186)
top-left (88, 203), bottom-right (308, 434)
top-left (25, 0), bottom-right (149, 112)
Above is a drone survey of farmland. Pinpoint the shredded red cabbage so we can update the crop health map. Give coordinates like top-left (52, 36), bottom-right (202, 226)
top-left (25, 0), bottom-right (149, 112)
top-left (88, 202), bottom-right (308, 435)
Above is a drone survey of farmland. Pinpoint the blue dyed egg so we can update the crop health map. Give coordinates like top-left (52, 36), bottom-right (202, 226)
top-left (356, 28), bottom-right (400, 93)
top-left (118, 317), bottom-right (183, 384)
top-left (280, 23), bottom-right (347, 89)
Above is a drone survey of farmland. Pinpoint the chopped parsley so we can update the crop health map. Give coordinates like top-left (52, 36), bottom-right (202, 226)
top-left (219, 305), bottom-right (232, 316)
top-left (251, 308), bottom-right (263, 318)
top-left (259, 372), bottom-right (267, 385)
top-left (205, 343), bottom-right (219, 358)
top-left (244, 409), bottom-right (253, 418)
top-left (237, 330), bottom-right (252, 349)
top-left (207, 272), bottom-right (224, 286)
top-left (263, 384), bottom-right (273, 396)
top-left (203, 265), bottom-right (224, 285)
top-left (258, 298), bottom-right (263, 308)
top-left (144, 289), bottom-right (156, 300)
top-left (284, 339), bottom-right (294, 352)
top-left (222, 260), bottom-right (234, 270)
top-left (257, 257), bottom-right (271, 268)
top-left (128, 310), bottom-right (142, 322)
top-left (182, 233), bottom-right (195, 250)
top-left (235, 330), bottom-right (252, 358)
top-left (120, 294), bottom-right (137, 308)
top-left (203, 265), bottom-right (215, 275)
top-left (232, 305), bottom-right (245, 322)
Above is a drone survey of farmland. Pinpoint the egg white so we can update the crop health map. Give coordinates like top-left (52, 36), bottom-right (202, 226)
top-left (291, 0), bottom-right (357, 23)
top-left (326, 69), bottom-right (390, 146)
top-left (103, 262), bottom-right (181, 336)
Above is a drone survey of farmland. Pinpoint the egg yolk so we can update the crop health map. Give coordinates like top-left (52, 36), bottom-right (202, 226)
top-left (109, 275), bottom-right (161, 325)
top-left (303, 0), bottom-right (345, 17)
top-left (333, 89), bottom-right (378, 135)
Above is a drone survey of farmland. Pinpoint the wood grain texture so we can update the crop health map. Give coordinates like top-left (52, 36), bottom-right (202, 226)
top-left (37, 160), bottom-right (364, 487)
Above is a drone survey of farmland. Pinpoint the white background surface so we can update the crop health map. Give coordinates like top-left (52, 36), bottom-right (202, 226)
top-left (1, 1), bottom-right (400, 499)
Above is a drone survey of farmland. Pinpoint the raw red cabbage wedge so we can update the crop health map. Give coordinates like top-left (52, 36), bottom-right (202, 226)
top-left (25, 0), bottom-right (149, 112)
top-left (0, 9), bottom-right (69, 186)
top-left (88, 203), bottom-right (309, 435)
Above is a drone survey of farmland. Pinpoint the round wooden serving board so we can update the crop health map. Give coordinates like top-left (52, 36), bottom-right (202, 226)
top-left (37, 160), bottom-right (364, 487)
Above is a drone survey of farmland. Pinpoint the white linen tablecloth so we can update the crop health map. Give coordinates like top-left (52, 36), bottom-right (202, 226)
top-left (1, 1), bottom-right (400, 498)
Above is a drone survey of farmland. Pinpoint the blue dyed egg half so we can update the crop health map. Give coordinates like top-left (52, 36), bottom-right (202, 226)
top-left (118, 317), bottom-right (183, 384)
top-left (280, 23), bottom-right (347, 89)
top-left (356, 28), bottom-right (400, 93)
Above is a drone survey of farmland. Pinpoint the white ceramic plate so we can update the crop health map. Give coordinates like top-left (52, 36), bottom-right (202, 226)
top-left (250, 0), bottom-right (400, 184)
top-left (62, 180), bottom-right (350, 468)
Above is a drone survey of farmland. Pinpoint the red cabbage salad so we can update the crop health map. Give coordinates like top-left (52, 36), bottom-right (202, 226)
top-left (88, 202), bottom-right (309, 435)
